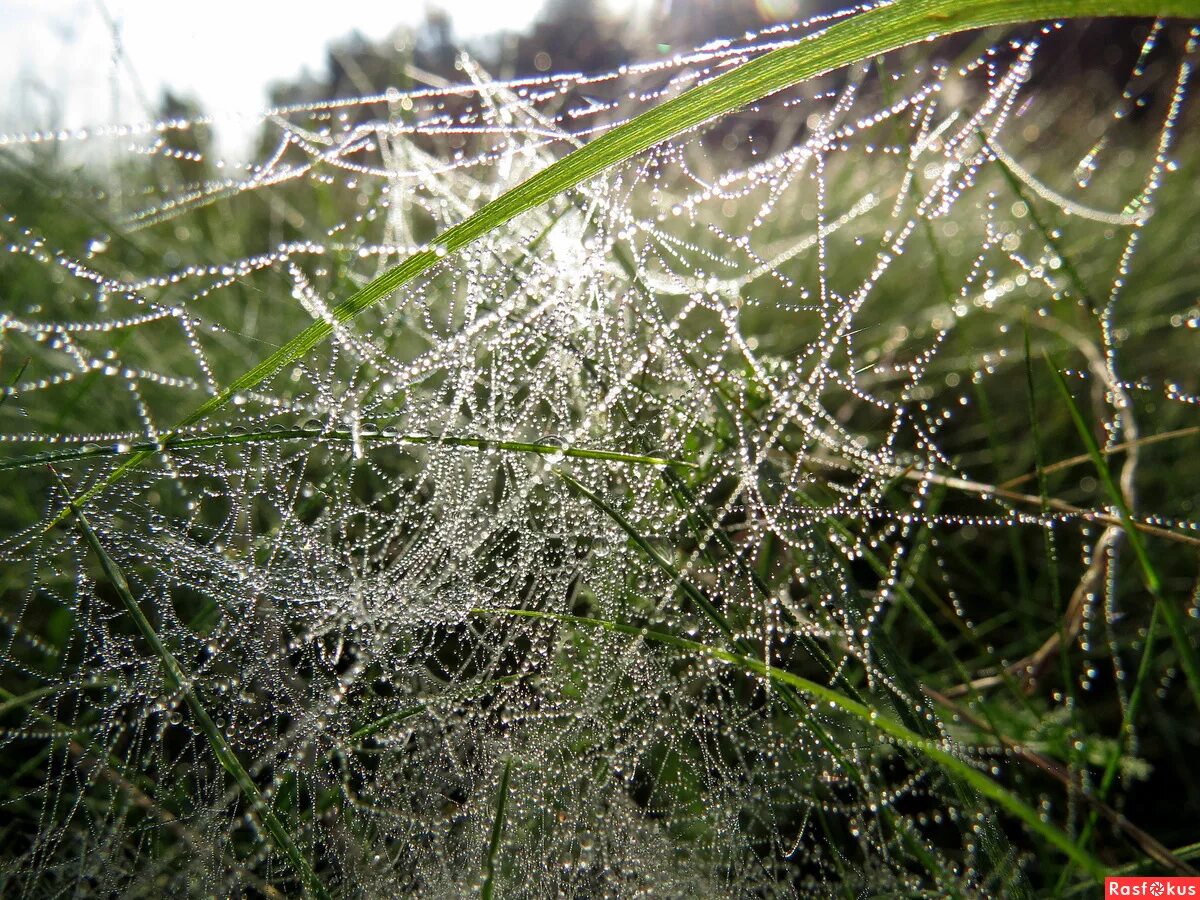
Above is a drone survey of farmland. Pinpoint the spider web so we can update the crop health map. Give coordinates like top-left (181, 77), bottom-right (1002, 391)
top-left (1, 9), bottom-right (1197, 896)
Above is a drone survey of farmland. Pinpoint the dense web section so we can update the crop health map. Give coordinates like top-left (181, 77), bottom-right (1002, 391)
top-left (1, 8), bottom-right (1198, 896)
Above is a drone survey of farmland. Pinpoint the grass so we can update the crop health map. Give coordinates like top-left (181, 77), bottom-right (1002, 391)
top-left (2, 2), bottom-right (1200, 896)
top-left (1048, 356), bottom-right (1200, 709)
top-left (473, 606), bottom-right (1109, 878)
top-left (0, 428), bottom-right (695, 472)
top-left (50, 0), bottom-right (1200, 527)
top-left (51, 468), bottom-right (330, 900)
top-left (481, 757), bottom-right (513, 900)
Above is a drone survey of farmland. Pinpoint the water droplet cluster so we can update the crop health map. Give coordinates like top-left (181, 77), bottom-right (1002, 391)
top-left (1, 13), bottom-right (1196, 897)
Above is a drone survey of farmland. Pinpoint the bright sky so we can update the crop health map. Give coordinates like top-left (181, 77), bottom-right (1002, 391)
top-left (0, 0), bottom-right (625, 154)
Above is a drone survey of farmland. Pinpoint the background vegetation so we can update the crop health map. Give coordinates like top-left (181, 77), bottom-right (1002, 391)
top-left (1, 1), bottom-right (1198, 895)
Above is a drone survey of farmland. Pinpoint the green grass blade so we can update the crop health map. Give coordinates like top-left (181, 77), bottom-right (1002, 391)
top-left (1047, 358), bottom-right (1200, 880)
top-left (472, 606), bottom-right (1109, 882)
top-left (0, 679), bottom-right (117, 718)
top-left (1045, 359), bottom-right (1160, 591)
top-left (348, 674), bottom-right (525, 744)
top-left (52, 471), bottom-right (331, 900)
top-left (49, 0), bottom-right (1200, 526)
top-left (0, 357), bottom-right (29, 411)
top-left (481, 757), bottom-right (512, 900)
top-left (1067, 602), bottom-right (1164, 884)
top-left (347, 703), bottom-right (425, 745)
top-left (560, 470), bottom-right (968, 885)
top-left (555, 468), bottom-right (738, 646)
top-left (2, 429), bottom-right (692, 473)
top-left (1045, 357), bottom-right (1200, 710)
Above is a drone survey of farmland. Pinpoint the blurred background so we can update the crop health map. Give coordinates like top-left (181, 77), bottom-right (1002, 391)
top-left (1, 0), bottom-right (1162, 164)
top-left (0, 0), bottom-right (827, 157)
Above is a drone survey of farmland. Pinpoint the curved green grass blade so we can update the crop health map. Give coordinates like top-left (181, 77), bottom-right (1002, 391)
top-left (53, 472), bottom-right (330, 900)
top-left (473, 606), bottom-right (1109, 882)
top-left (47, 0), bottom-right (1200, 527)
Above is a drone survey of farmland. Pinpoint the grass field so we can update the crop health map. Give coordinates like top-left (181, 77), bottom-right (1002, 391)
top-left (1, 4), bottom-right (1199, 896)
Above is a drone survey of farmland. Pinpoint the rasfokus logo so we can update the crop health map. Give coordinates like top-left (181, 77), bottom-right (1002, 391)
top-left (1106, 877), bottom-right (1200, 897)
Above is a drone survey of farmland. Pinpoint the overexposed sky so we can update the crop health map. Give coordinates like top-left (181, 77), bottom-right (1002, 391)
top-left (0, 0), bottom-right (636, 154)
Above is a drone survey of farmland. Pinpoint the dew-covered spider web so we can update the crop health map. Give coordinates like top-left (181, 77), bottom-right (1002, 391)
top-left (1, 7), bottom-right (1198, 896)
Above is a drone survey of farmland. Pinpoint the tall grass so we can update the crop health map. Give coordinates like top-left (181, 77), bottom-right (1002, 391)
top-left (2, 2), bottom-right (1199, 896)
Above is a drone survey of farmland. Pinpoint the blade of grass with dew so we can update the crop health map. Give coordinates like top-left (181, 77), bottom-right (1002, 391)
top-left (1047, 358), bottom-right (1200, 884)
top-left (1030, 334), bottom-right (1100, 898)
top-left (481, 757), bottom-right (512, 900)
top-left (348, 674), bottom-right (525, 745)
top-left (51, 470), bottom-right (331, 900)
top-left (925, 684), bottom-right (1198, 878)
top-left (765, 464), bottom-right (1046, 858)
top-left (473, 606), bottom-right (1110, 882)
top-left (2, 429), bottom-right (693, 473)
top-left (661, 467), bottom-right (971, 738)
top-left (668, 461), bottom-right (1034, 726)
top-left (1045, 356), bottom-right (1200, 710)
top-left (49, 0), bottom-right (1200, 527)
top-left (1062, 602), bottom-right (1163, 887)
top-left (1001, 424), bottom-right (1200, 490)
